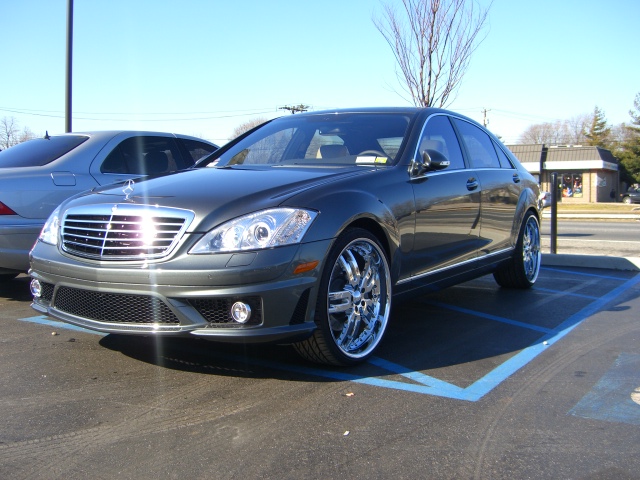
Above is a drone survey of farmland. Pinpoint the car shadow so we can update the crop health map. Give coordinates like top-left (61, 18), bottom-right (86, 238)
top-left (98, 283), bottom-right (551, 385)
top-left (0, 275), bottom-right (32, 302)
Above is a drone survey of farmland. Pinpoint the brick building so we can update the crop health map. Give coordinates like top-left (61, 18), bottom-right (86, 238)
top-left (507, 144), bottom-right (620, 203)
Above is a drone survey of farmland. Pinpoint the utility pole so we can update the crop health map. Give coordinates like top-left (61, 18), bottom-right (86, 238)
top-left (65, 0), bottom-right (73, 132)
top-left (279, 104), bottom-right (309, 114)
top-left (481, 108), bottom-right (491, 128)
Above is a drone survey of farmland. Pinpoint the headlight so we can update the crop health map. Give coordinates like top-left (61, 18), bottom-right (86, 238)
top-left (189, 208), bottom-right (317, 254)
top-left (39, 206), bottom-right (61, 246)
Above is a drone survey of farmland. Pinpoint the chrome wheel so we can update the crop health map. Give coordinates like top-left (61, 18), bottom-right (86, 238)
top-left (493, 211), bottom-right (540, 289)
top-left (294, 228), bottom-right (392, 365)
top-left (522, 215), bottom-right (541, 283)
top-left (327, 238), bottom-right (391, 359)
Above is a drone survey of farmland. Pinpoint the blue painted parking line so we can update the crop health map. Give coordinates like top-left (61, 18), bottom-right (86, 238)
top-left (541, 267), bottom-right (627, 281)
top-left (424, 300), bottom-right (555, 334)
top-left (533, 287), bottom-right (599, 300)
top-left (18, 272), bottom-right (640, 401)
top-left (19, 315), bottom-right (106, 336)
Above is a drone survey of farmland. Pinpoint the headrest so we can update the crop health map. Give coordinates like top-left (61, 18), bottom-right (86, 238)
top-left (318, 144), bottom-right (349, 158)
top-left (144, 150), bottom-right (169, 174)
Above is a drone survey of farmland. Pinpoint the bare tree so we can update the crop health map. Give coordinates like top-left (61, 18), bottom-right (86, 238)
top-left (374, 0), bottom-right (491, 108)
top-left (0, 116), bottom-right (20, 150)
top-left (564, 114), bottom-right (590, 144)
top-left (518, 115), bottom-right (591, 145)
top-left (230, 117), bottom-right (269, 141)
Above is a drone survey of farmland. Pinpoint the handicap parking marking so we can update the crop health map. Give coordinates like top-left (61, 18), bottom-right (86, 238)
top-left (18, 272), bottom-right (640, 401)
top-left (569, 353), bottom-right (640, 425)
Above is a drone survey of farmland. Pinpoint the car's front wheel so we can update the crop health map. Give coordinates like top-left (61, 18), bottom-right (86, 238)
top-left (622, 196), bottom-right (632, 204)
top-left (294, 228), bottom-right (392, 366)
top-left (493, 211), bottom-right (541, 289)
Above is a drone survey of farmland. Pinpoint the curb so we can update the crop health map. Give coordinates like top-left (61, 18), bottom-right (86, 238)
top-left (542, 254), bottom-right (640, 271)
top-left (541, 213), bottom-right (640, 220)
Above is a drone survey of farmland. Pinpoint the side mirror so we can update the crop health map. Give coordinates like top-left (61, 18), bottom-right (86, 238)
top-left (422, 149), bottom-right (450, 171)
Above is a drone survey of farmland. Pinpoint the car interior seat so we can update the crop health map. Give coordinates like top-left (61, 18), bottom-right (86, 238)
top-left (317, 144), bottom-right (350, 159)
top-left (143, 150), bottom-right (170, 175)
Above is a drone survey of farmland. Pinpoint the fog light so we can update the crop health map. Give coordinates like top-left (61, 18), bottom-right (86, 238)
top-left (231, 302), bottom-right (251, 324)
top-left (30, 279), bottom-right (42, 298)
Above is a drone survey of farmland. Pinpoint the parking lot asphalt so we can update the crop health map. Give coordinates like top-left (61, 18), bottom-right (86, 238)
top-left (1, 254), bottom-right (639, 479)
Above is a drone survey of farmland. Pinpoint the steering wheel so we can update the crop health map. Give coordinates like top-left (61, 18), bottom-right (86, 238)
top-left (357, 150), bottom-right (386, 157)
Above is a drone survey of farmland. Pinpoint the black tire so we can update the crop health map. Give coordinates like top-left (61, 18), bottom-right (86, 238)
top-left (622, 196), bottom-right (632, 205)
top-left (294, 228), bottom-right (392, 366)
top-left (493, 211), bottom-right (541, 289)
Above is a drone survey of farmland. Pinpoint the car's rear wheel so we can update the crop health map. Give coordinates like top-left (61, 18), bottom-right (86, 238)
top-left (622, 196), bottom-right (632, 204)
top-left (294, 228), bottom-right (392, 366)
top-left (493, 211), bottom-right (541, 289)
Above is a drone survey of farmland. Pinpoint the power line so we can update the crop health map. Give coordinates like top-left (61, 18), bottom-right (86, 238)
top-left (0, 106), bottom-right (278, 122)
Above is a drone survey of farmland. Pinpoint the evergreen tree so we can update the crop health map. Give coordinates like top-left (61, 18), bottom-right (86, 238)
top-left (614, 94), bottom-right (640, 185)
top-left (584, 106), bottom-right (611, 148)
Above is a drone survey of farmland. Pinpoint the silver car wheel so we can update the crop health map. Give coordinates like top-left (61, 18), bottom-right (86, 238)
top-left (522, 215), bottom-right (541, 283)
top-left (326, 238), bottom-right (391, 359)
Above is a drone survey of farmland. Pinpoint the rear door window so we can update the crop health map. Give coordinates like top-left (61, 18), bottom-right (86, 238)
top-left (0, 135), bottom-right (89, 168)
top-left (101, 136), bottom-right (184, 175)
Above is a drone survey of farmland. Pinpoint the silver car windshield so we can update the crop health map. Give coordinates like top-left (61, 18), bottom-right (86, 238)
top-left (214, 113), bottom-right (413, 168)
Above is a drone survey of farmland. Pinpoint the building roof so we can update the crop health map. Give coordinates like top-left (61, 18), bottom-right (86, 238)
top-left (506, 144), bottom-right (618, 173)
top-left (545, 146), bottom-right (618, 164)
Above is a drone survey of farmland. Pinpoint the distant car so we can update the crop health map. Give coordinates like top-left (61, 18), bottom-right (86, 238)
top-left (540, 191), bottom-right (552, 208)
top-left (620, 187), bottom-right (640, 204)
top-left (0, 131), bottom-right (218, 280)
top-left (30, 108), bottom-right (541, 366)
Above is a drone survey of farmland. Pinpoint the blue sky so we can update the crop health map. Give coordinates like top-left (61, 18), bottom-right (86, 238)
top-left (2, 0), bottom-right (638, 145)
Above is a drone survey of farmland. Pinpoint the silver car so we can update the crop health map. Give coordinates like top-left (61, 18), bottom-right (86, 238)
top-left (0, 131), bottom-right (218, 280)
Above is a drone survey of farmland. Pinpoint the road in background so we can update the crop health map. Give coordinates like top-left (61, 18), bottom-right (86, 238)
top-left (541, 219), bottom-right (640, 256)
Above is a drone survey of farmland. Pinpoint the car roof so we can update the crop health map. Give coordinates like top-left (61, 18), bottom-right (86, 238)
top-left (46, 131), bottom-right (218, 145)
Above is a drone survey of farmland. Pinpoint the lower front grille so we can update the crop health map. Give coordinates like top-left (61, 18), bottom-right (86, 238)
top-left (53, 287), bottom-right (179, 325)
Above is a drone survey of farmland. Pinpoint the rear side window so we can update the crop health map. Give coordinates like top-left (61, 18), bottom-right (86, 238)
top-left (0, 135), bottom-right (89, 168)
top-left (453, 119), bottom-right (501, 169)
top-left (101, 136), bottom-right (184, 175)
top-left (493, 141), bottom-right (515, 168)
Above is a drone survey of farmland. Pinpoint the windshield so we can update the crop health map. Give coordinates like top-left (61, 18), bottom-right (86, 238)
top-left (211, 112), bottom-right (413, 168)
top-left (0, 135), bottom-right (89, 168)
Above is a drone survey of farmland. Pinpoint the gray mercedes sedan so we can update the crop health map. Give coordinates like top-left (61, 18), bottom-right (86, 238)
top-left (30, 108), bottom-right (542, 366)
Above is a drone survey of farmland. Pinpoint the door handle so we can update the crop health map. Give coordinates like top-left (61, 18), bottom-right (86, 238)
top-left (466, 178), bottom-right (479, 191)
top-left (513, 173), bottom-right (521, 183)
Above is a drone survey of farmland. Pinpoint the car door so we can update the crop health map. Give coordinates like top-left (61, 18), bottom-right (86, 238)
top-left (452, 118), bottom-right (520, 256)
top-left (408, 114), bottom-right (482, 279)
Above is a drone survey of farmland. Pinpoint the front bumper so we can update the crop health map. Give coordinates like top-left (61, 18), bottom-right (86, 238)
top-left (30, 238), bottom-right (334, 343)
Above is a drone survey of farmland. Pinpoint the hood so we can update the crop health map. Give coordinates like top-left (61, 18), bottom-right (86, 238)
top-left (67, 165), bottom-right (373, 231)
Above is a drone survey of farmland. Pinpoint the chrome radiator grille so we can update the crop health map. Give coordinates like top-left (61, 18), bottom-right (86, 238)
top-left (61, 204), bottom-right (194, 260)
